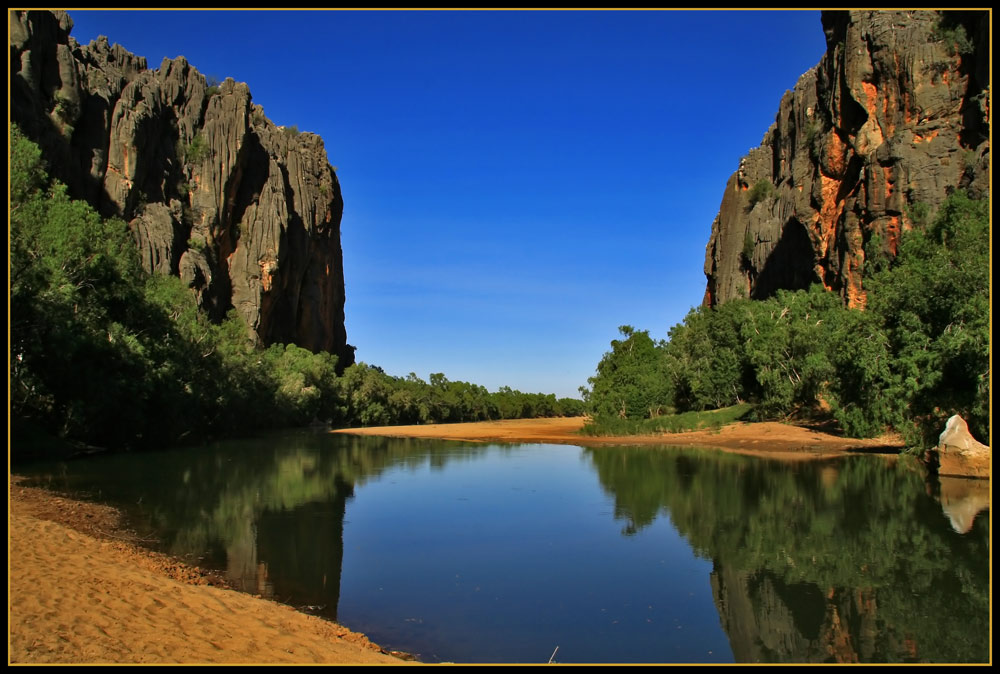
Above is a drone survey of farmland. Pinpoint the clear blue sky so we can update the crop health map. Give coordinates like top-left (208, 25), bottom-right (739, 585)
top-left (66, 9), bottom-right (827, 399)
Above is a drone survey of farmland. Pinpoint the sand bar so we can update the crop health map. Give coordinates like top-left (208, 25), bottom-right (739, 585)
top-left (8, 480), bottom-right (411, 665)
top-left (332, 416), bottom-right (904, 460)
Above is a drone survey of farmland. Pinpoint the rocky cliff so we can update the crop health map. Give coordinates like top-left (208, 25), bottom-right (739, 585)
top-left (10, 10), bottom-right (354, 367)
top-left (703, 10), bottom-right (990, 308)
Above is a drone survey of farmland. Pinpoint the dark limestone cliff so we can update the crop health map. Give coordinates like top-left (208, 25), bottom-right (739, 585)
top-left (10, 10), bottom-right (354, 367)
top-left (703, 10), bottom-right (990, 309)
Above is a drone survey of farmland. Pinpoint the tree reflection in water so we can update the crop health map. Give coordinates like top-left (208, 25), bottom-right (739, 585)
top-left (21, 434), bottom-right (989, 663)
top-left (585, 446), bottom-right (989, 663)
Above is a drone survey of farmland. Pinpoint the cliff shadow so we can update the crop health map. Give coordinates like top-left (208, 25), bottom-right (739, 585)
top-left (751, 217), bottom-right (820, 300)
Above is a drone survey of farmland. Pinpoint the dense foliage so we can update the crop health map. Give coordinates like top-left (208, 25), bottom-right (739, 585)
top-left (10, 126), bottom-right (582, 456)
top-left (582, 191), bottom-right (990, 447)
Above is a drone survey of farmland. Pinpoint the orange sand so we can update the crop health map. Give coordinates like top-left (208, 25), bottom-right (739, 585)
top-left (8, 481), bottom-right (410, 665)
top-left (332, 416), bottom-right (904, 460)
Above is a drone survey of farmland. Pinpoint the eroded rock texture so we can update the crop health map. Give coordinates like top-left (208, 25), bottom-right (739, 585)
top-left (704, 10), bottom-right (989, 308)
top-left (10, 10), bottom-right (354, 367)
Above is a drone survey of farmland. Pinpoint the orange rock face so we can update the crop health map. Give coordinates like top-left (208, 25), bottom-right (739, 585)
top-left (704, 10), bottom-right (990, 310)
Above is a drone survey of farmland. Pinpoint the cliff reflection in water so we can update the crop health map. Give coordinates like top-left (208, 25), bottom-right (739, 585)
top-left (27, 432), bottom-right (485, 622)
top-left (23, 434), bottom-right (989, 663)
top-left (584, 447), bottom-right (990, 663)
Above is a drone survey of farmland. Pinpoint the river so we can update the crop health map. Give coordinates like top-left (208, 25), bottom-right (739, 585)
top-left (18, 430), bottom-right (990, 663)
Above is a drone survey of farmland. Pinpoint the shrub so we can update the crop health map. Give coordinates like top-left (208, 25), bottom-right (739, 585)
top-left (932, 21), bottom-right (974, 56)
top-left (184, 134), bottom-right (210, 164)
top-left (746, 180), bottom-right (775, 209)
top-left (53, 93), bottom-right (78, 123)
top-left (906, 201), bottom-right (931, 228)
top-left (863, 232), bottom-right (890, 274)
top-left (581, 404), bottom-right (752, 436)
top-left (962, 149), bottom-right (978, 173)
top-left (804, 120), bottom-right (818, 145)
top-left (205, 74), bottom-right (222, 97)
top-left (803, 120), bottom-right (824, 159)
top-left (741, 231), bottom-right (756, 269)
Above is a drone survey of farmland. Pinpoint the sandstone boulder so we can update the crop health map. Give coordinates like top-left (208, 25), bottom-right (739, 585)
top-left (926, 414), bottom-right (990, 479)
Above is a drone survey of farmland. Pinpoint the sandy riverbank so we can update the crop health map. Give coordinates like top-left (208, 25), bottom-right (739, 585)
top-left (8, 417), bottom-right (904, 664)
top-left (7, 479), bottom-right (411, 665)
top-left (332, 416), bottom-right (905, 460)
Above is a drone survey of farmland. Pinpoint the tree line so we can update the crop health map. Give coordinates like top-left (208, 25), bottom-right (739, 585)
top-left (9, 125), bottom-right (582, 457)
top-left (581, 190), bottom-right (990, 447)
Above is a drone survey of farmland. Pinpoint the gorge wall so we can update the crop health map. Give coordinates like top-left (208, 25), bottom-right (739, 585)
top-left (10, 10), bottom-right (354, 367)
top-left (703, 10), bottom-right (990, 309)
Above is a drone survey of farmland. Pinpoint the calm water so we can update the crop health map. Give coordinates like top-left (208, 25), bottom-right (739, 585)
top-left (18, 431), bottom-right (990, 664)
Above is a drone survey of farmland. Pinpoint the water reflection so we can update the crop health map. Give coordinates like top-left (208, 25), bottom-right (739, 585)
top-left (584, 447), bottom-right (990, 663)
top-left (23, 432), bottom-right (484, 622)
top-left (19, 434), bottom-right (990, 663)
top-left (933, 476), bottom-right (991, 535)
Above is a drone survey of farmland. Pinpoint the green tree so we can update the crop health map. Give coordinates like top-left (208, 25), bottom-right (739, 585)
top-left (738, 287), bottom-right (838, 419)
top-left (585, 326), bottom-right (672, 419)
top-left (11, 125), bottom-right (340, 451)
top-left (11, 124), bottom-right (149, 447)
top-left (263, 343), bottom-right (339, 425)
top-left (866, 191), bottom-right (990, 442)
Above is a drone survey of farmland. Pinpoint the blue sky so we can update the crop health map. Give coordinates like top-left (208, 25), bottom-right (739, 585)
top-left (66, 9), bottom-right (827, 399)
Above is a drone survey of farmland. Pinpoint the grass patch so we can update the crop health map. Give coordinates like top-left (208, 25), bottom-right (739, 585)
top-left (580, 403), bottom-right (753, 436)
